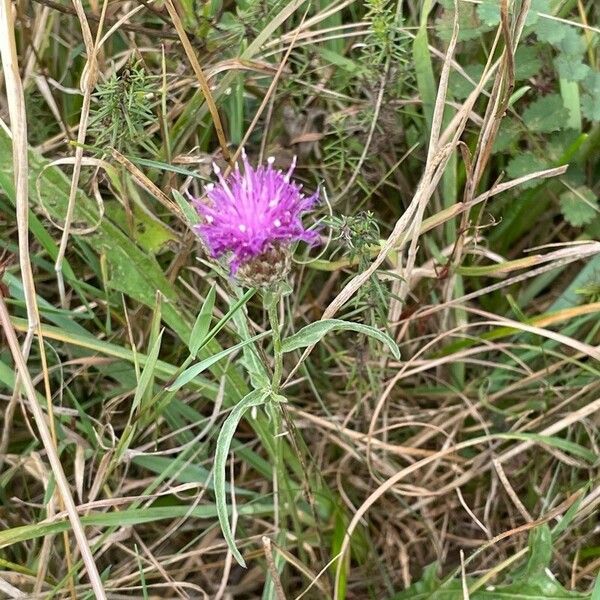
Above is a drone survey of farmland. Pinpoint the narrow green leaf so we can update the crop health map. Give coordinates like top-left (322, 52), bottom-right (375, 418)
top-left (168, 331), bottom-right (270, 391)
top-left (412, 0), bottom-right (436, 132)
top-left (214, 389), bottom-right (269, 567)
top-left (132, 455), bottom-right (255, 495)
top-left (132, 329), bottom-right (164, 413)
top-left (172, 189), bottom-right (200, 227)
top-left (189, 286), bottom-right (216, 356)
top-left (130, 156), bottom-right (209, 180)
top-left (0, 503), bottom-right (273, 549)
top-left (552, 487), bottom-right (587, 537)
top-left (282, 319), bottom-right (401, 360)
top-left (232, 305), bottom-right (271, 389)
top-left (199, 287), bottom-right (257, 352)
top-left (495, 432), bottom-right (596, 463)
top-left (525, 525), bottom-right (552, 577)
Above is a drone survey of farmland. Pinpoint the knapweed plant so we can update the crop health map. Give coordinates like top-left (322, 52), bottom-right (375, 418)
top-left (170, 152), bottom-right (400, 567)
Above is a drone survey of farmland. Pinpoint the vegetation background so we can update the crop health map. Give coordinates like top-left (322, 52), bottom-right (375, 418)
top-left (0, 0), bottom-right (599, 598)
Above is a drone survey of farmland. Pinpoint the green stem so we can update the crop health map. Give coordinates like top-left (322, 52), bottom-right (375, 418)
top-left (266, 293), bottom-right (283, 393)
top-left (264, 291), bottom-right (294, 565)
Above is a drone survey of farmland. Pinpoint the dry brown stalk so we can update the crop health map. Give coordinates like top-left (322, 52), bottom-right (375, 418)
top-left (162, 0), bottom-right (231, 163)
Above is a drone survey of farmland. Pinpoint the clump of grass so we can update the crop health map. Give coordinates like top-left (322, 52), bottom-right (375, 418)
top-left (0, 0), bottom-right (599, 598)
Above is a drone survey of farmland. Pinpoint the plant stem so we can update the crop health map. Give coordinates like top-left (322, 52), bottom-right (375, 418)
top-left (264, 291), bottom-right (289, 558)
top-left (267, 293), bottom-right (283, 393)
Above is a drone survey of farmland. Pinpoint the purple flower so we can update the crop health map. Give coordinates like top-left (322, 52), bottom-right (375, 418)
top-left (192, 151), bottom-right (319, 274)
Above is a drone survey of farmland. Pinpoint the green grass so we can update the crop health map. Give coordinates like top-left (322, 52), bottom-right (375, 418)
top-left (0, 0), bottom-right (599, 598)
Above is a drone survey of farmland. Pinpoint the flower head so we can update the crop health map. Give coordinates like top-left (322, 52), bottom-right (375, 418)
top-left (192, 151), bottom-right (319, 281)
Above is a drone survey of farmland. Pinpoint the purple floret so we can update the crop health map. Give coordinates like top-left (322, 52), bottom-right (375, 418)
top-left (192, 151), bottom-right (319, 272)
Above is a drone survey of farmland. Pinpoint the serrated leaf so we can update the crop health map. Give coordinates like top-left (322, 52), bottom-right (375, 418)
top-left (214, 388), bottom-right (269, 568)
top-left (534, 19), bottom-right (569, 45)
top-left (581, 94), bottom-right (600, 121)
top-left (476, 0), bottom-right (499, 27)
top-left (514, 46), bottom-right (542, 80)
top-left (476, 0), bottom-right (547, 28)
top-left (506, 154), bottom-right (550, 189)
top-left (583, 72), bottom-right (600, 96)
top-left (493, 119), bottom-right (521, 153)
top-left (282, 319), bottom-right (401, 360)
top-left (554, 54), bottom-right (591, 82)
top-left (560, 186), bottom-right (599, 227)
top-left (581, 73), bottom-right (600, 121)
top-left (526, 0), bottom-right (550, 26)
top-left (558, 28), bottom-right (586, 56)
top-left (522, 94), bottom-right (569, 132)
top-left (448, 63), bottom-right (485, 100)
top-left (435, 0), bottom-right (488, 42)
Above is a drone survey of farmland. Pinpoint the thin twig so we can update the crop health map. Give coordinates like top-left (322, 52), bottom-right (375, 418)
top-left (262, 536), bottom-right (287, 600)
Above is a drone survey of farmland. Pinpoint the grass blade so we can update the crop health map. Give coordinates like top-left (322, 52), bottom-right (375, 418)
top-left (214, 388), bottom-right (270, 568)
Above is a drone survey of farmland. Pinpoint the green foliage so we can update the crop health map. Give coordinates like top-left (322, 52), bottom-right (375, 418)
top-left (25, 92), bottom-right (61, 145)
top-left (534, 18), bottom-right (569, 45)
top-left (524, 0), bottom-right (550, 27)
top-left (476, 0), bottom-right (500, 28)
top-left (189, 286), bottom-right (216, 357)
top-left (558, 27), bottom-right (587, 56)
top-left (206, 0), bottom-right (291, 51)
top-left (169, 330), bottom-right (270, 391)
top-left (559, 186), bottom-right (599, 227)
top-left (493, 119), bottom-right (521, 152)
top-left (390, 526), bottom-right (591, 599)
top-left (435, 0), bottom-right (490, 42)
top-left (362, 0), bottom-right (408, 70)
top-left (581, 73), bottom-right (600, 121)
top-left (514, 45), bottom-right (542, 80)
top-left (281, 318), bottom-right (401, 359)
top-left (506, 154), bottom-right (550, 188)
top-left (555, 54), bottom-right (590, 82)
top-left (448, 63), bottom-right (485, 100)
top-left (522, 94), bottom-right (570, 133)
top-left (2, 0), bottom-right (600, 597)
top-left (89, 61), bottom-right (156, 151)
top-left (325, 211), bottom-right (381, 262)
top-left (214, 388), bottom-right (270, 568)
